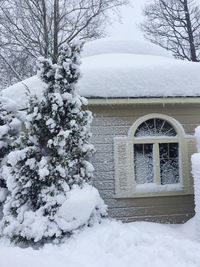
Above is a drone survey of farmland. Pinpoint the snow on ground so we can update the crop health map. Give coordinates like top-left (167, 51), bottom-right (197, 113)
top-left (0, 218), bottom-right (199, 267)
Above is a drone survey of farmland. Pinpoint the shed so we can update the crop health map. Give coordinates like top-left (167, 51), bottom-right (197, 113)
top-left (3, 38), bottom-right (200, 223)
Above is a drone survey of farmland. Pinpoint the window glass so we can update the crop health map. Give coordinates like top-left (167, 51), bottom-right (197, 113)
top-left (159, 143), bottom-right (179, 184)
top-left (134, 143), bottom-right (154, 184)
top-left (135, 118), bottom-right (177, 137)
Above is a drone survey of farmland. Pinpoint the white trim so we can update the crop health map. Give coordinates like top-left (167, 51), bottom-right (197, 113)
top-left (88, 97), bottom-right (200, 106)
top-left (128, 113), bottom-right (185, 138)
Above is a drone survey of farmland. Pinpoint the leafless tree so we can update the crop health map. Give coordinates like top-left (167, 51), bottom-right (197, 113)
top-left (0, 0), bottom-right (128, 88)
top-left (140, 0), bottom-right (200, 61)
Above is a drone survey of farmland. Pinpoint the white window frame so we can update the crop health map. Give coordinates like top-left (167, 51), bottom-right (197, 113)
top-left (114, 114), bottom-right (195, 198)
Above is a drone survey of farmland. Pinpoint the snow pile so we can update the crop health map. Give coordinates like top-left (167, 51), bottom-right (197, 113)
top-left (1, 183), bottom-right (106, 242)
top-left (57, 185), bottom-right (107, 232)
top-left (0, 219), bottom-right (200, 267)
top-left (192, 126), bottom-right (200, 240)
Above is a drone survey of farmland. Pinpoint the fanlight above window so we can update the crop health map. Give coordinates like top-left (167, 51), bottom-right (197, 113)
top-left (135, 118), bottom-right (177, 137)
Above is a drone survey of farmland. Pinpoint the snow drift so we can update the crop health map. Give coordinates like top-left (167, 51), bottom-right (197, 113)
top-left (191, 126), bottom-right (200, 240)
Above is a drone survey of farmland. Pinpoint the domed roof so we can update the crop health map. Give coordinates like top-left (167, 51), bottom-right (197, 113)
top-left (2, 39), bottom-right (200, 109)
top-left (82, 38), bottom-right (172, 58)
top-left (79, 53), bottom-right (200, 98)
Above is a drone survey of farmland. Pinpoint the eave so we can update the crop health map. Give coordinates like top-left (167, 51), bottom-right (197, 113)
top-left (88, 97), bottom-right (200, 106)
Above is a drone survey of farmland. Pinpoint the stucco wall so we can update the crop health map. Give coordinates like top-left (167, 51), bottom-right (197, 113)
top-left (89, 102), bottom-right (199, 223)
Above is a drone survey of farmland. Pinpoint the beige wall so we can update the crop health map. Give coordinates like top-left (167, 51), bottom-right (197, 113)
top-left (89, 102), bottom-right (199, 223)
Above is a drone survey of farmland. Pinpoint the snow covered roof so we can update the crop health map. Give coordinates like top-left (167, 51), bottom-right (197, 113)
top-left (80, 53), bottom-right (200, 98)
top-left (82, 38), bottom-right (172, 58)
top-left (2, 39), bottom-right (200, 109)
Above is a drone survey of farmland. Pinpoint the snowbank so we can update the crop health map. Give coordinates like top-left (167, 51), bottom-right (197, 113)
top-left (0, 219), bottom-right (200, 267)
top-left (191, 126), bottom-right (200, 240)
top-left (192, 153), bottom-right (200, 239)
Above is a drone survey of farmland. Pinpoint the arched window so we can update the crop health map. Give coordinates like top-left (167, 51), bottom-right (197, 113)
top-left (134, 118), bottom-right (179, 186)
top-left (114, 114), bottom-right (194, 198)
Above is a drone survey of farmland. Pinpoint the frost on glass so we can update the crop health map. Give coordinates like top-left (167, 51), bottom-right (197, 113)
top-left (134, 144), bottom-right (154, 184)
top-left (159, 143), bottom-right (179, 184)
top-left (135, 118), bottom-right (177, 137)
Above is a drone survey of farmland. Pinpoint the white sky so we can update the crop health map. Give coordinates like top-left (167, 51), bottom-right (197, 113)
top-left (106, 0), bottom-right (148, 40)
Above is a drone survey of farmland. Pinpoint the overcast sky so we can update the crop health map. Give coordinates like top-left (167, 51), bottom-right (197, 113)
top-left (107, 0), bottom-right (148, 40)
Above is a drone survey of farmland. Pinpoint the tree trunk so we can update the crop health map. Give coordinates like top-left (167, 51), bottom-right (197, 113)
top-left (41, 0), bottom-right (49, 58)
top-left (184, 0), bottom-right (198, 62)
top-left (53, 0), bottom-right (59, 63)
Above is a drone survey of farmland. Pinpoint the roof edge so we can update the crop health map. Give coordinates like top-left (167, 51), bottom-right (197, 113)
top-left (88, 97), bottom-right (200, 105)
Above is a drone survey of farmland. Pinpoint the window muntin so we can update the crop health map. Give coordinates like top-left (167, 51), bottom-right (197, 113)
top-left (135, 118), bottom-right (177, 137)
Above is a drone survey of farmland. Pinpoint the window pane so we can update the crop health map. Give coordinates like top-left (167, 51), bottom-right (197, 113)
top-left (135, 118), bottom-right (177, 137)
top-left (159, 143), bottom-right (179, 184)
top-left (134, 144), bottom-right (154, 184)
top-left (169, 143), bottom-right (178, 158)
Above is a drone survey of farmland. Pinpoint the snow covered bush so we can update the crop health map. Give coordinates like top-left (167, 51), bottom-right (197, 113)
top-left (192, 126), bottom-right (200, 240)
top-left (0, 96), bottom-right (21, 203)
top-left (0, 42), bottom-right (106, 245)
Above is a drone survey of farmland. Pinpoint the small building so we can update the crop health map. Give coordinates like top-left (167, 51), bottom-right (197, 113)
top-left (3, 39), bottom-right (200, 223)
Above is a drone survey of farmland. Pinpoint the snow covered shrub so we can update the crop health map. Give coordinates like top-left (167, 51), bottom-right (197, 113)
top-left (192, 126), bottom-right (200, 240)
top-left (0, 42), bottom-right (106, 244)
top-left (0, 96), bottom-right (21, 203)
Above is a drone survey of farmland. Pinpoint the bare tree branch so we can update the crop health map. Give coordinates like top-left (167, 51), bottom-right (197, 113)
top-left (140, 0), bottom-right (200, 61)
top-left (0, 0), bottom-right (128, 89)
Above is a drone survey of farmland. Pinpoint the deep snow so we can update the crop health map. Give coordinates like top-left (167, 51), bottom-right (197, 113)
top-left (0, 218), bottom-right (199, 267)
top-left (2, 39), bottom-right (200, 110)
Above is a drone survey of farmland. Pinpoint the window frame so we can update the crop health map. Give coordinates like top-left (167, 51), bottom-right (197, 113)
top-left (114, 114), bottom-right (194, 198)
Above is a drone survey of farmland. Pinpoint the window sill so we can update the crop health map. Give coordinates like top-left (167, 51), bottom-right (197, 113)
top-left (114, 186), bottom-right (193, 199)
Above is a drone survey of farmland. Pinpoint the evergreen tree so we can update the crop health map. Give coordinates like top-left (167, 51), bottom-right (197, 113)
top-left (0, 97), bottom-right (21, 203)
top-left (0, 42), bottom-right (105, 244)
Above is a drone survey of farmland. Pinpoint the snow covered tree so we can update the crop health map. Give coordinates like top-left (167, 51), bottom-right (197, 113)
top-left (0, 97), bottom-right (21, 203)
top-left (0, 42), bottom-right (106, 245)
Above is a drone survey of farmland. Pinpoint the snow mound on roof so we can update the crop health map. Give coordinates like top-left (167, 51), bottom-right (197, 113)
top-left (2, 76), bottom-right (45, 109)
top-left (82, 38), bottom-right (172, 58)
top-left (80, 53), bottom-right (200, 98)
top-left (2, 50), bottom-right (200, 108)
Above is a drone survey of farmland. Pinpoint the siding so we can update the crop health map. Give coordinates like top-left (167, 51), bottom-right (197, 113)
top-left (89, 103), bottom-right (198, 223)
